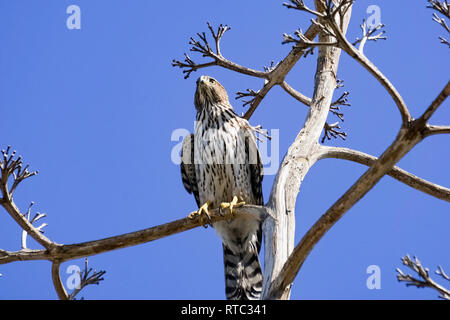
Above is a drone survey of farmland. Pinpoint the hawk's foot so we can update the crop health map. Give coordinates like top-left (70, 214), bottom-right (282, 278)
top-left (220, 196), bottom-right (245, 219)
top-left (188, 201), bottom-right (212, 228)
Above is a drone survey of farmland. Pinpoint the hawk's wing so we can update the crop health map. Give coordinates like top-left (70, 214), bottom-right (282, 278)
top-left (180, 133), bottom-right (200, 207)
top-left (243, 125), bottom-right (264, 254)
top-left (243, 126), bottom-right (264, 206)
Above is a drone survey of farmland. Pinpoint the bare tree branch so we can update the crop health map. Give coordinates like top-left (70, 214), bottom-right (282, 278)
top-left (22, 205), bottom-right (47, 250)
top-left (242, 22), bottom-right (321, 120)
top-left (280, 81), bottom-right (311, 106)
top-left (172, 23), bottom-right (267, 79)
top-left (288, 1), bottom-right (409, 123)
top-left (283, 27), bottom-right (338, 47)
top-left (51, 258), bottom-right (106, 300)
top-left (235, 88), bottom-right (260, 107)
top-left (418, 81), bottom-right (450, 123)
top-left (0, 204), bottom-right (268, 265)
top-left (316, 11), bottom-right (412, 124)
top-left (51, 261), bottom-right (69, 300)
top-left (352, 20), bottom-right (387, 53)
top-left (284, 78), bottom-right (348, 126)
top-left (173, 20), bottom-right (321, 120)
top-left (397, 255), bottom-right (450, 300)
top-left (242, 82), bottom-right (274, 120)
top-left (317, 146), bottom-right (450, 202)
top-left (424, 124), bottom-right (450, 137)
top-left (0, 148), bottom-right (53, 250)
top-left (283, 0), bottom-right (325, 17)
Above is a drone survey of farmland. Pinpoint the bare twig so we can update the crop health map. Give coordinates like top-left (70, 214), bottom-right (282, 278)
top-left (418, 81), bottom-right (450, 123)
top-left (436, 265), bottom-right (450, 281)
top-left (428, 0), bottom-right (450, 18)
top-left (263, 60), bottom-right (279, 73)
top-left (51, 258), bottom-right (106, 300)
top-left (68, 258), bottom-right (106, 300)
top-left (352, 19), bottom-right (387, 53)
top-left (283, 28), bottom-right (338, 47)
top-left (335, 78), bottom-right (345, 89)
top-left (397, 255), bottom-right (450, 300)
top-left (0, 146), bottom-right (38, 197)
top-left (283, 0), bottom-right (324, 17)
top-left (0, 148), bottom-right (52, 249)
top-left (242, 22), bottom-right (321, 120)
top-left (281, 81), bottom-right (350, 122)
top-left (206, 22), bottom-right (230, 57)
top-left (321, 121), bottom-right (347, 143)
top-left (331, 91), bottom-right (350, 107)
top-left (439, 36), bottom-right (450, 46)
top-left (428, 1), bottom-right (450, 46)
top-left (330, 91), bottom-right (350, 121)
top-left (280, 81), bottom-right (312, 106)
top-left (282, 81), bottom-right (350, 136)
top-left (424, 124), bottom-right (450, 137)
top-left (171, 54), bottom-right (216, 79)
top-left (21, 202), bottom-right (47, 250)
top-left (433, 12), bottom-right (450, 32)
top-left (242, 82), bottom-right (274, 120)
top-left (235, 88), bottom-right (260, 107)
top-left (172, 23), bottom-right (267, 79)
top-left (51, 261), bottom-right (69, 300)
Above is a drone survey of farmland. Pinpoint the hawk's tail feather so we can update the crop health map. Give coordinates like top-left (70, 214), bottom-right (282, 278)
top-left (223, 244), bottom-right (263, 300)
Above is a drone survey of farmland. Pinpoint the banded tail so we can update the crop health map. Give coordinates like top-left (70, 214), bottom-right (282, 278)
top-left (223, 242), bottom-right (263, 300)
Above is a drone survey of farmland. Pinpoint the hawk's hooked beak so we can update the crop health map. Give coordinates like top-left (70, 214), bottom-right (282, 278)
top-left (196, 75), bottom-right (208, 87)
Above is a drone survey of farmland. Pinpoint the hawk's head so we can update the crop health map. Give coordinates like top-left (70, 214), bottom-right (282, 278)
top-left (194, 75), bottom-right (229, 110)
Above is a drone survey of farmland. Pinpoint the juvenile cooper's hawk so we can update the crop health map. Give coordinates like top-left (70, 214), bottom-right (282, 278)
top-left (180, 75), bottom-right (264, 300)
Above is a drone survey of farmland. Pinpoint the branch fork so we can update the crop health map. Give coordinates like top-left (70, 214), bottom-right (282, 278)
top-left (283, 27), bottom-right (338, 47)
top-left (352, 20), bottom-right (387, 53)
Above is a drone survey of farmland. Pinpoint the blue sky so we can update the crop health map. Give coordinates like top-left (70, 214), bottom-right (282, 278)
top-left (0, 0), bottom-right (449, 300)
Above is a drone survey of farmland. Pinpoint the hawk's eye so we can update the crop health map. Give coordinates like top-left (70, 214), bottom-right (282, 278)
top-left (209, 78), bottom-right (215, 83)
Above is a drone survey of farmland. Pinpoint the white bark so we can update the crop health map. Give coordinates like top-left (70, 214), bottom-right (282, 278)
top-left (261, 1), bottom-right (353, 300)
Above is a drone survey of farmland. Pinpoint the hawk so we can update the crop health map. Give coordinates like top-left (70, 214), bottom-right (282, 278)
top-left (180, 75), bottom-right (264, 300)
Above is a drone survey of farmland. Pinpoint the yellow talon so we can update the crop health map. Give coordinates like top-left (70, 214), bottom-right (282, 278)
top-left (188, 201), bottom-right (212, 227)
top-left (220, 196), bottom-right (245, 218)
